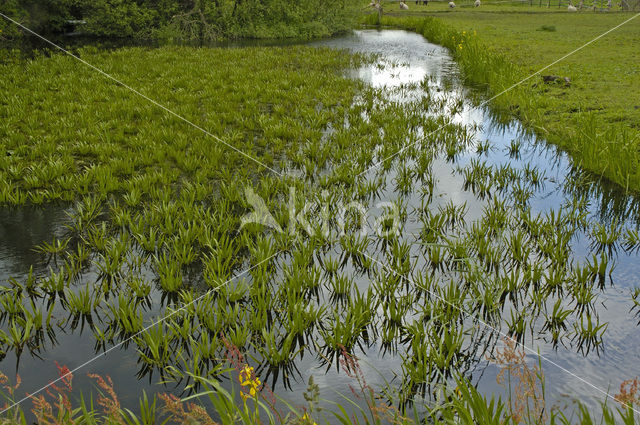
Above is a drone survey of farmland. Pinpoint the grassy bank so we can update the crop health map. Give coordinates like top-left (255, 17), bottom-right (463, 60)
top-left (364, 9), bottom-right (640, 192)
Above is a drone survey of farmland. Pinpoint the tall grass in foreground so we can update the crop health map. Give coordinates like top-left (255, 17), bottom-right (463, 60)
top-left (0, 339), bottom-right (638, 424)
top-left (363, 14), bottom-right (640, 193)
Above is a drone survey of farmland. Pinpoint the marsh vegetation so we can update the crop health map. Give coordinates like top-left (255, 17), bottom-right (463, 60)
top-left (0, 27), bottom-right (639, 423)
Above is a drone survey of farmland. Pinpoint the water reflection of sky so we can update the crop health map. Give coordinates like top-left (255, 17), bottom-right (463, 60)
top-left (353, 64), bottom-right (427, 89)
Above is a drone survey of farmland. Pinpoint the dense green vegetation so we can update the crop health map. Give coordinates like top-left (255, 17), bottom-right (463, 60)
top-left (364, 8), bottom-right (640, 192)
top-left (2, 2), bottom-right (640, 423)
top-left (0, 0), bottom-right (357, 40)
top-left (1, 38), bottom-right (639, 423)
top-left (0, 46), bottom-right (363, 204)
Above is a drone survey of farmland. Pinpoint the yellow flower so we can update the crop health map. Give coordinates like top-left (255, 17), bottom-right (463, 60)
top-left (458, 44), bottom-right (463, 50)
top-left (302, 412), bottom-right (318, 425)
top-left (462, 30), bottom-right (466, 35)
top-left (239, 365), bottom-right (254, 385)
top-left (454, 386), bottom-right (462, 397)
top-left (238, 364), bottom-right (261, 400)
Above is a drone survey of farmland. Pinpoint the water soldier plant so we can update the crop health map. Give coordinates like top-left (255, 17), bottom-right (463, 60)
top-left (1, 24), bottom-right (639, 424)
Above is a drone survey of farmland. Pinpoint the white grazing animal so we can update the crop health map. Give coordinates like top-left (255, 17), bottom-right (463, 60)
top-left (449, 1), bottom-right (456, 7)
top-left (567, 4), bottom-right (577, 10)
top-left (400, 1), bottom-right (409, 9)
top-left (475, 0), bottom-right (481, 6)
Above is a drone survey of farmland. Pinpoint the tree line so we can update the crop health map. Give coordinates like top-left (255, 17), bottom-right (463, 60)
top-left (0, 0), bottom-right (357, 40)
